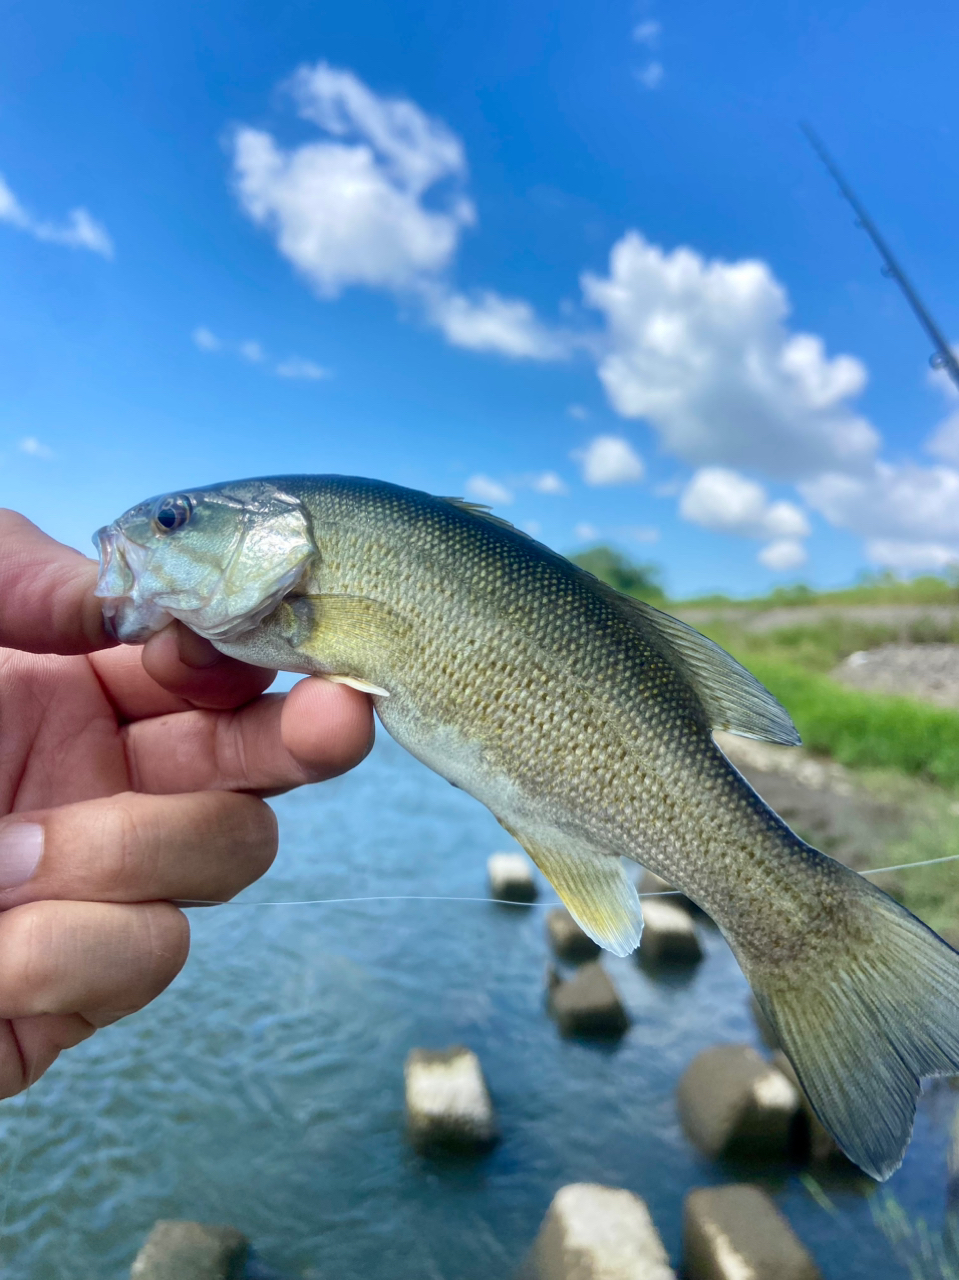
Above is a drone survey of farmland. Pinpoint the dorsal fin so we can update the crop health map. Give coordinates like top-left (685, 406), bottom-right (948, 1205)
top-left (441, 496), bottom-right (799, 747)
top-left (619, 595), bottom-right (800, 746)
top-left (440, 497), bottom-right (536, 539)
top-left (572, 572), bottom-right (800, 746)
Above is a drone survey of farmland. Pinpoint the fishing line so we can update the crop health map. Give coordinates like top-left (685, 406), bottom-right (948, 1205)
top-left (861, 852), bottom-right (959, 876)
top-left (180, 852), bottom-right (959, 910)
top-left (180, 890), bottom-right (691, 908)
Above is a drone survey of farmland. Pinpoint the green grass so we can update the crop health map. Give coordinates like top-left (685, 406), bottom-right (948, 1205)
top-left (731, 656), bottom-right (959, 789)
top-left (701, 614), bottom-right (959, 675)
top-left (870, 1191), bottom-right (959, 1280)
top-left (676, 614), bottom-right (959, 792)
top-left (675, 571), bottom-right (959, 612)
top-left (869, 780), bottom-right (959, 941)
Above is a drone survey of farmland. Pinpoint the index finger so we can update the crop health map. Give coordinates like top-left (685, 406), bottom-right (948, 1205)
top-left (0, 511), bottom-right (113, 654)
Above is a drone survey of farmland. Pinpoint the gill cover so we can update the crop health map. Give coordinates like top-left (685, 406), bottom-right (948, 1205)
top-left (94, 482), bottom-right (317, 643)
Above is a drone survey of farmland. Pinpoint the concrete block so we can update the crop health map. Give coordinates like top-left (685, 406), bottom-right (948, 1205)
top-left (677, 1044), bottom-right (801, 1161)
top-left (130, 1221), bottom-right (248, 1280)
top-left (404, 1045), bottom-right (498, 1152)
top-left (771, 1051), bottom-right (846, 1164)
top-left (683, 1184), bottom-right (822, 1279)
top-left (521, 1183), bottom-right (676, 1280)
top-left (638, 900), bottom-right (703, 966)
top-left (488, 852), bottom-right (537, 902)
top-left (637, 868), bottom-right (696, 914)
top-left (546, 908), bottom-right (601, 963)
top-left (549, 961), bottom-right (629, 1039)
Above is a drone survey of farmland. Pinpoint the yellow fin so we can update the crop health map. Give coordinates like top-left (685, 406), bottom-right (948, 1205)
top-left (326, 674), bottom-right (390, 697)
top-left (278, 594), bottom-right (406, 695)
top-left (501, 821), bottom-right (644, 957)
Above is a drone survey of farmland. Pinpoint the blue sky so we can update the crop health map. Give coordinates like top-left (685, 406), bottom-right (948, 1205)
top-left (2, 0), bottom-right (958, 598)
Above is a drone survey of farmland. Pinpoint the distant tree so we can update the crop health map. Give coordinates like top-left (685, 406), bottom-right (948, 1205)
top-left (569, 545), bottom-right (665, 602)
top-left (768, 583), bottom-right (816, 606)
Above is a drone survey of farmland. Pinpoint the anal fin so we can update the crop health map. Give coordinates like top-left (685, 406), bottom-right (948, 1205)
top-left (500, 820), bottom-right (644, 957)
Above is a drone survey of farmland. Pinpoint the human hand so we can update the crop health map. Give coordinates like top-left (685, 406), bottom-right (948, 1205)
top-left (0, 510), bottom-right (373, 1096)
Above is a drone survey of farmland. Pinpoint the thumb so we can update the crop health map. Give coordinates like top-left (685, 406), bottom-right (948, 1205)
top-left (0, 510), bottom-right (114, 654)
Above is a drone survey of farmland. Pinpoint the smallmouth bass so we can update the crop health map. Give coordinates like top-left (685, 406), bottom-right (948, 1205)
top-left (94, 475), bottom-right (959, 1180)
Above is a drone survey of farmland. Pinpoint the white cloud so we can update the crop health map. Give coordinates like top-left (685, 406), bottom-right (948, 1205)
top-left (633, 20), bottom-right (662, 45)
top-left (0, 172), bottom-right (113, 258)
top-left (34, 208), bottom-right (113, 257)
top-left (680, 468), bottom-right (810, 544)
top-left (582, 231), bottom-right (877, 481)
top-left (866, 540), bottom-right (959, 571)
top-left (796, 457), bottom-right (959, 572)
top-left (0, 176), bottom-right (28, 227)
top-left (465, 474), bottom-right (513, 505)
top-left (865, 540), bottom-right (957, 570)
top-left (239, 340), bottom-right (265, 363)
top-left (425, 287), bottom-right (568, 360)
top-left (573, 435), bottom-right (645, 486)
top-left (636, 63), bottom-right (665, 90)
top-left (192, 326), bottom-right (221, 352)
top-left (191, 328), bottom-right (329, 381)
top-left (801, 461), bottom-right (959, 546)
top-left (232, 63), bottom-right (473, 299)
top-left (924, 349), bottom-right (959, 461)
top-left (275, 356), bottom-right (329, 380)
top-left (928, 410), bottom-right (959, 462)
top-left (758, 539), bottom-right (807, 572)
top-left (622, 525), bottom-right (660, 543)
top-left (231, 63), bottom-right (571, 361)
top-left (567, 403), bottom-right (590, 421)
top-left (531, 470), bottom-right (568, 495)
top-left (19, 437), bottom-right (53, 459)
top-left (574, 522), bottom-right (599, 541)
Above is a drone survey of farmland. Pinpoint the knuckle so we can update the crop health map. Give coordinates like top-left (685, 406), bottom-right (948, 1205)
top-left (96, 798), bottom-right (159, 887)
top-left (0, 903), bottom-right (60, 1010)
top-left (129, 903), bottom-right (190, 993)
top-left (204, 791), bottom-right (277, 864)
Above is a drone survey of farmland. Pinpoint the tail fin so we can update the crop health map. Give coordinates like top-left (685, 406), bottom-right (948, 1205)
top-left (750, 877), bottom-right (959, 1180)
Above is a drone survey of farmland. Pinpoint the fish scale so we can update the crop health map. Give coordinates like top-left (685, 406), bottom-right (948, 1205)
top-left (94, 471), bottom-right (959, 1181)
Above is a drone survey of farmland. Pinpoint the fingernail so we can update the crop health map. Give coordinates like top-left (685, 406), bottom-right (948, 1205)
top-left (0, 823), bottom-right (43, 889)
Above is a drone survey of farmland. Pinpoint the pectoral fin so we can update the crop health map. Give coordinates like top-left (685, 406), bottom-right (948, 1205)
top-left (277, 594), bottom-right (404, 697)
top-left (500, 821), bottom-right (644, 957)
top-left (326, 674), bottom-right (390, 697)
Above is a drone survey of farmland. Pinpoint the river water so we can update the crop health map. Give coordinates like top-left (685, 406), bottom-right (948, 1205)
top-left (0, 733), bottom-right (952, 1278)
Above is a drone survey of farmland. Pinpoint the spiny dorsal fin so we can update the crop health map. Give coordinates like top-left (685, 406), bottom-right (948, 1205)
top-left (441, 497), bottom-right (536, 539)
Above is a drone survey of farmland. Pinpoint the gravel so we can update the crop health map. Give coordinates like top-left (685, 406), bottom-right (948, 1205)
top-left (832, 643), bottom-right (959, 709)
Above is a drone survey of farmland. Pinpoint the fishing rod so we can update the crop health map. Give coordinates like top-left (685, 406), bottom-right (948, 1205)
top-left (801, 122), bottom-right (959, 394)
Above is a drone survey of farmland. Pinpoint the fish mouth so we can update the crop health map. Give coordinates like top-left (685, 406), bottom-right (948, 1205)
top-left (92, 525), bottom-right (174, 644)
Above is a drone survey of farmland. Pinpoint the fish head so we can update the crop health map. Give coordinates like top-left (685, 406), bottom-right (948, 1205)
top-left (93, 478), bottom-right (317, 644)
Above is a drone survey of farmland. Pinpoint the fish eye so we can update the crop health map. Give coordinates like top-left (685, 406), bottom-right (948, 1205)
top-left (152, 494), bottom-right (193, 535)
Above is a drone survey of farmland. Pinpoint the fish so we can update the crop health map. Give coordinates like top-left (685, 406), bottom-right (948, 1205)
top-left (93, 474), bottom-right (959, 1180)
